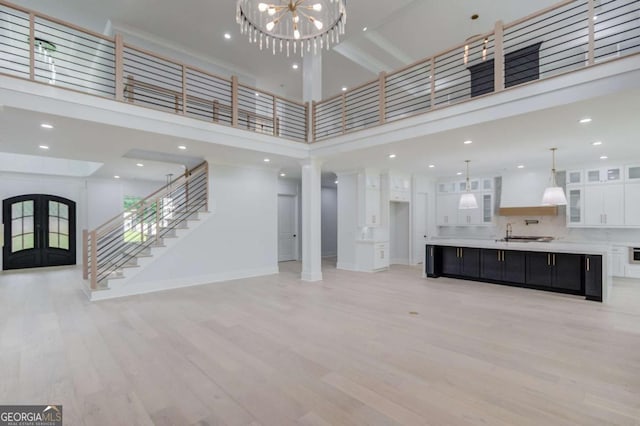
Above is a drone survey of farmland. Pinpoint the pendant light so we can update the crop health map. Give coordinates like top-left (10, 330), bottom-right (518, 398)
top-left (459, 160), bottom-right (478, 209)
top-left (541, 148), bottom-right (567, 206)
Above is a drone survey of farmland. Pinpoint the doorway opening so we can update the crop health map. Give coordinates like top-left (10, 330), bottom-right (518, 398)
top-left (2, 194), bottom-right (76, 270)
top-left (389, 201), bottom-right (410, 265)
top-left (278, 194), bottom-right (298, 262)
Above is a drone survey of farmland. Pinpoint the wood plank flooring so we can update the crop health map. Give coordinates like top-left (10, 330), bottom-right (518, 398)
top-left (1, 261), bottom-right (640, 425)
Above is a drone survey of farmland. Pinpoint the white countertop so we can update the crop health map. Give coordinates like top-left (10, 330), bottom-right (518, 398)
top-left (428, 238), bottom-right (612, 255)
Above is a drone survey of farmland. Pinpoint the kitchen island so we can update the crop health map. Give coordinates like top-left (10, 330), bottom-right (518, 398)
top-left (425, 239), bottom-right (612, 302)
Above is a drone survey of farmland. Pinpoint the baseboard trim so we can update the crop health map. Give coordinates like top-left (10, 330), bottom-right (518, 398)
top-left (91, 266), bottom-right (279, 301)
top-left (336, 262), bottom-right (358, 272)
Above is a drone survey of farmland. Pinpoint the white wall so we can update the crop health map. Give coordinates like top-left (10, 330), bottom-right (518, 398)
top-left (126, 164), bottom-right (279, 287)
top-left (337, 173), bottom-right (358, 270)
top-left (390, 201), bottom-right (410, 265)
top-left (321, 187), bottom-right (337, 257)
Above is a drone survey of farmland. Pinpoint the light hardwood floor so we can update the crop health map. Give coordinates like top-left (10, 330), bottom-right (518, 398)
top-left (1, 261), bottom-right (640, 425)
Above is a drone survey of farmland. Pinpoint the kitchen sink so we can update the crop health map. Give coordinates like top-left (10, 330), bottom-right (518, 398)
top-left (498, 236), bottom-right (554, 243)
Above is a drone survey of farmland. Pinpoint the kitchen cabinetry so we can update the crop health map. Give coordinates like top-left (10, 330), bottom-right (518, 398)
top-left (428, 245), bottom-right (602, 301)
top-left (566, 187), bottom-right (584, 226)
top-left (611, 246), bottom-right (626, 277)
top-left (441, 246), bottom-right (480, 278)
top-left (624, 183), bottom-right (640, 227)
top-left (585, 255), bottom-right (602, 301)
top-left (584, 184), bottom-right (624, 227)
top-left (566, 170), bottom-right (583, 186)
top-left (437, 193), bottom-right (459, 226)
top-left (626, 165), bottom-right (640, 182)
top-left (389, 173), bottom-right (410, 202)
top-left (358, 170), bottom-right (381, 227)
top-left (425, 245), bottom-right (441, 278)
top-left (481, 249), bottom-right (526, 284)
top-left (356, 240), bottom-right (389, 272)
top-left (525, 252), bottom-right (582, 292)
top-left (585, 166), bottom-right (623, 184)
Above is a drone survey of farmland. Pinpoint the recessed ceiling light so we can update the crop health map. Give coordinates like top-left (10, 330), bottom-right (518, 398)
top-left (580, 117), bottom-right (592, 124)
top-left (517, 165), bottom-right (525, 169)
top-left (593, 15), bottom-right (598, 20)
top-left (341, 86), bottom-right (347, 92)
top-left (428, 164), bottom-right (435, 168)
top-left (600, 155), bottom-right (608, 160)
top-left (280, 173), bottom-right (286, 177)
top-left (224, 33), bottom-right (231, 40)
top-left (592, 141), bottom-right (602, 146)
top-left (362, 27), bottom-right (368, 32)
top-left (255, 92), bottom-right (260, 97)
top-left (38, 145), bottom-right (49, 150)
top-left (335, 180), bottom-right (339, 184)
top-left (292, 63), bottom-right (299, 70)
top-left (178, 145), bottom-right (187, 150)
top-left (463, 140), bottom-right (473, 145)
top-left (264, 158), bottom-right (270, 163)
top-left (40, 123), bottom-right (53, 129)
top-left (456, 172), bottom-right (463, 176)
top-left (114, 175), bottom-right (120, 179)
top-left (136, 163), bottom-right (144, 167)
top-left (388, 154), bottom-right (396, 159)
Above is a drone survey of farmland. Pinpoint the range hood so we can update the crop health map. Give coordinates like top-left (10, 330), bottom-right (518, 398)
top-left (498, 170), bottom-right (559, 216)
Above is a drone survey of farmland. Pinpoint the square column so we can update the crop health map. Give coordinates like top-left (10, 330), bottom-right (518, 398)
top-left (301, 158), bottom-right (323, 282)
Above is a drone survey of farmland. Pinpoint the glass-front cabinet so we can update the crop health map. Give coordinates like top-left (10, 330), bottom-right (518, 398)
top-left (586, 166), bottom-right (623, 184)
top-left (566, 187), bottom-right (583, 226)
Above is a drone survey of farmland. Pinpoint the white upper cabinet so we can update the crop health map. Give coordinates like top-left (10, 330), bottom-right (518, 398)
top-left (437, 177), bottom-right (495, 227)
top-left (358, 170), bottom-right (381, 227)
top-left (585, 166), bottom-right (623, 184)
top-left (625, 183), bottom-right (640, 227)
top-left (584, 184), bottom-right (624, 227)
top-left (626, 165), bottom-right (640, 182)
top-left (566, 170), bottom-right (583, 186)
top-left (389, 172), bottom-right (411, 202)
top-left (566, 187), bottom-right (584, 226)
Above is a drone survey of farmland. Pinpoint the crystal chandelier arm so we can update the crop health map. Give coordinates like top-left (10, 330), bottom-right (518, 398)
top-left (296, 9), bottom-right (324, 29)
top-left (266, 8), bottom-right (289, 31)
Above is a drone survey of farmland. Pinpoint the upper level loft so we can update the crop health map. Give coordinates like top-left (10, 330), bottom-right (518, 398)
top-left (1, 0), bottom-right (639, 145)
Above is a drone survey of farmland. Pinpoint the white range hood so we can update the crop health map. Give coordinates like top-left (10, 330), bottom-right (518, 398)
top-left (499, 170), bottom-right (559, 216)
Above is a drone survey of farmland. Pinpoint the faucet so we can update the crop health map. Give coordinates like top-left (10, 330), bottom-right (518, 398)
top-left (506, 223), bottom-right (513, 240)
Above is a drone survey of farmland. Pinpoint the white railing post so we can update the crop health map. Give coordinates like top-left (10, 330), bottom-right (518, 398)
top-left (587, 0), bottom-right (595, 66)
top-left (115, 34), bottom-right (124, 101)
top-left (378, 71), bottom-right (386, 124)
top-left (90, 231), bottom-right (97, 290)
top-left (28, 13), bottom-right (35, 81)
top-left (82, 229), bottom-right (88, 280)
top-left (494, 20), bottom-right (505, 93)
top-left (231, 76), bottom-right (239, 128)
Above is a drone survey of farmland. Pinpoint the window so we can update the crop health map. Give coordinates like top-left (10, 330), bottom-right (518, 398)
top-left (11, 200), bottom-right (35, 252)
top-left (48, 201), bottom-right (70, 250)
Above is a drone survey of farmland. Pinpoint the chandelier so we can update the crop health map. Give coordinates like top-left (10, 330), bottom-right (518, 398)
top-left (236, 0), bottom-right (347, 56)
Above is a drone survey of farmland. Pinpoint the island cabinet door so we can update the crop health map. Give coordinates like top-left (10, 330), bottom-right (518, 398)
top-left (425, 245), bottom-right (441, 278)
top-left (503, 250), bottom-right (526, 284)
top-left (460, 247), bottom-right (481, 278)
top-left (585, 255), bottom-right (603, 301)
top-left (441, 246), bottom-right (460, 275)
top-left (552, 253), bottom-right (583, 292)
top-left (481, 249), bottom-right (503, 281)
top-left (526, 252), bottom-right (553, 287)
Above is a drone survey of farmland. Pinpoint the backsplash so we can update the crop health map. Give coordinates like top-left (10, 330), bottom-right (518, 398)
top-left (438, 212), bottom-right (640, 245)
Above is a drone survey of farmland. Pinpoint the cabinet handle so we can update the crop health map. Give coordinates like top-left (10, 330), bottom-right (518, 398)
top-left (553, 254), bottom-right (556, 266)
top-left (547, 253), bottom-right (551, 266)
top-left (460, 248), bottom-right (463, 258)
top-left (586, 257), bottom-right (590, 272)
top-left (431, 247), bottom-right (434, 257)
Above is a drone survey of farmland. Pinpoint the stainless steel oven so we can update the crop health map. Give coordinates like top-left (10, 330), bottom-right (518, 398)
top-left (631, 248), bottom-right (640, 264)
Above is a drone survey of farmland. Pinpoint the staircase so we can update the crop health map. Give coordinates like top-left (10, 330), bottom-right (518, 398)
top-left (83, 161), bottom-right (209, 298)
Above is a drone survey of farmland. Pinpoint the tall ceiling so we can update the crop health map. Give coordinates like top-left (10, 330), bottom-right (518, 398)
top-left (17, 0), bottom-right (559, 99)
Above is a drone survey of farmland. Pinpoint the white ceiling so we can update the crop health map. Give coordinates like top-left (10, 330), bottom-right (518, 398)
top-left (17, 0), bottom-right (559, 99)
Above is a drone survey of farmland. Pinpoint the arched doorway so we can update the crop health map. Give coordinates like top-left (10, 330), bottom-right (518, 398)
top-left (2, 194), bottom-right (76, 270)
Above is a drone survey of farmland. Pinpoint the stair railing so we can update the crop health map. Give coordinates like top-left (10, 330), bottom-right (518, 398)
top-left (83, 161), bottom-right (208, 290)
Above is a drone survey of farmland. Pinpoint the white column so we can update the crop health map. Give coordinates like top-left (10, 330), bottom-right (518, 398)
top-left (303, 54), bottom-right (322, 102)
top-left (301, 158), bottom-right (323, 282)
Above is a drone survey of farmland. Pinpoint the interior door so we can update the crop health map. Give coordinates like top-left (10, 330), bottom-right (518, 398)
top-left (277, 194), bottom-right (297, 262)
top-left (413, 192), bottom-right (428, 264)
top-left (3, 194), bottom-right (76, 270)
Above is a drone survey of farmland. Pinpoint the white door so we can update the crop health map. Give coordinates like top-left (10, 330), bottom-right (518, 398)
top-left (278, 195), bottom-right (297, 262)
top-left (413, 192), bottom-right (428, 264)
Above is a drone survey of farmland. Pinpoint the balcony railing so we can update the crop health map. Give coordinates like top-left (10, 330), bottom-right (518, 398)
top-left (1, 0), bottom-right (639, 144)
top-left (312, 0), bottom-right (640, 141)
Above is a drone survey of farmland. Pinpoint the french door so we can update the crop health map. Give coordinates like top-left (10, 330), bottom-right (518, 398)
top-left (2, 194), bottom-right (76, 270)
